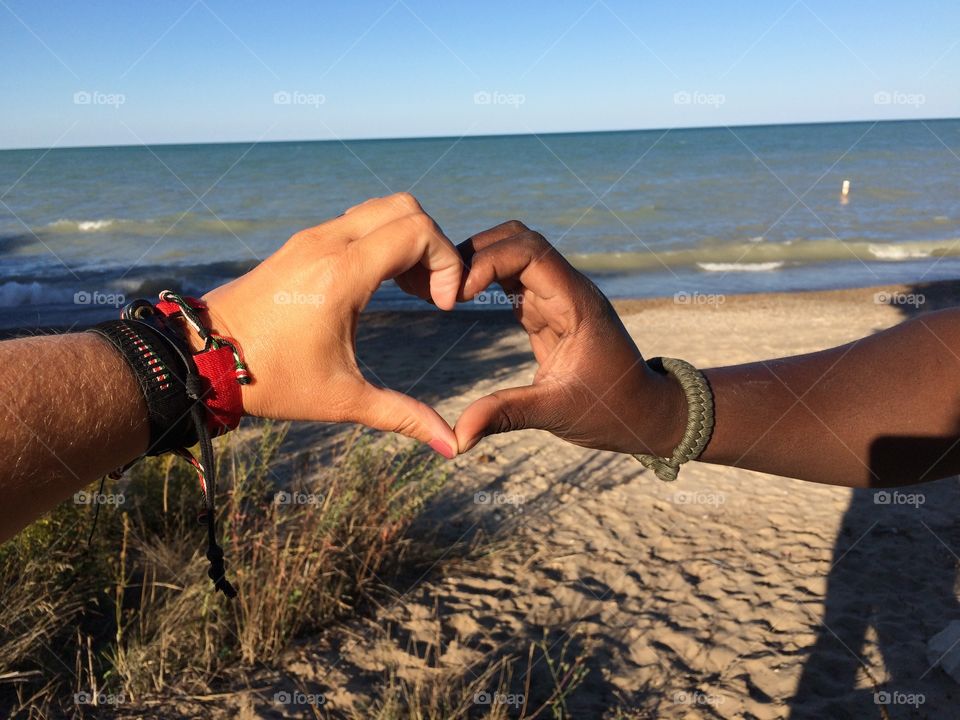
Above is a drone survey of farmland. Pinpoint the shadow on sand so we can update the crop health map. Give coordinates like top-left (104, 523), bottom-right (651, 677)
top-left (789, 281), bottom-right (960, 719)
top-left (260, 309), bottom-right (631, 716)
top-left (260, 285), bottom-right (960, 717)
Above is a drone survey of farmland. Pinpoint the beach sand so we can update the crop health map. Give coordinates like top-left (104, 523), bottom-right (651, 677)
top-left (235, 282), bottom-right (960, 718)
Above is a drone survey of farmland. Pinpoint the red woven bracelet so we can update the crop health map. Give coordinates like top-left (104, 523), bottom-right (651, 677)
top-left (154, 292), bottom-right (250, 436)
top-left (101, 292), bottom-right (248, 598)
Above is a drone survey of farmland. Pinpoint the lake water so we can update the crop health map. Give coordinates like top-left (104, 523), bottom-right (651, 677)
top-left (1, 119), bottom-right (958, 327)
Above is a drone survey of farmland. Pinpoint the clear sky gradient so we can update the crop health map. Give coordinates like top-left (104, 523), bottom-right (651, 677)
top-left (1, 0), bottom-right (958, 149)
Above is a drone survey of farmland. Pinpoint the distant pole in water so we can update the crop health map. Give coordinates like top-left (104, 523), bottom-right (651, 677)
top-left (840, 179), bottom-right (851, 205)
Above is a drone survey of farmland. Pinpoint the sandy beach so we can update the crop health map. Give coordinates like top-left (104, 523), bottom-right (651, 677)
top-left (186, 280), bottom-right (954, 719)
top-left (5, 4), bottom-right (959, 716)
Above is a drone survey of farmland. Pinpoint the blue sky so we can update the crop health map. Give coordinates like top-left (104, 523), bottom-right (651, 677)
top-left (1, 0), bottom-right (957, 149)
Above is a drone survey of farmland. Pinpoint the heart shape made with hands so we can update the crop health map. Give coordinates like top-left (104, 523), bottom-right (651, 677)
top-left (200, 193), bottom-right (464, 457)
top-left (202, 194), bottom-right (680, 461)
top-left (450, 220), bottom-right (683, 459)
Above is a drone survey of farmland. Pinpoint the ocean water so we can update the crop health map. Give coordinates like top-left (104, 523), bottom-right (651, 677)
top-left (1, 119), bottom-right (959, 328)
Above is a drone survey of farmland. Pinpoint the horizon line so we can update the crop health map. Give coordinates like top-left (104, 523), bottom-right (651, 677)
top-left (2, 115), bottom-right (958, 153)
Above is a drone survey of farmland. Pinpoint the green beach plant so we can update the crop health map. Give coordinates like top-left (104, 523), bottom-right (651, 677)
top-left (0, 423), bottom-right (450, 716)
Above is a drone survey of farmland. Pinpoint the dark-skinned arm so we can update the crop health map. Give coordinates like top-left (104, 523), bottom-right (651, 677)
top-left (453, 221), bottom-right (960, 488)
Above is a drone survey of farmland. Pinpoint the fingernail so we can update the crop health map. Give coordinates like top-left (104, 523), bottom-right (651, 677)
top-left (428, 438), bottom-right (455, 459)
top-left (461, 271), bottom-right (475, 298)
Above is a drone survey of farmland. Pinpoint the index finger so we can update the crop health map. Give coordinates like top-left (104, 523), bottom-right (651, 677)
top-left (348, 212), bottom-right (463, 310)
top-left (460, 229), bottom-right (582, 303)
top-left (456, 220), bottom-right (532, 266)
top-left (316, 192), bottom-right (428, 241)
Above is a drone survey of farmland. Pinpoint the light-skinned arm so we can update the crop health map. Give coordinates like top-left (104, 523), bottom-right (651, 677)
top-left (0, 193), bottom-right (462, 541)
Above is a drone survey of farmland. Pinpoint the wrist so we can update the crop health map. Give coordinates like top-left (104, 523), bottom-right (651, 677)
top-left (162, 291), bottom-right (254, 420)
top-left (174, 294), bottom-right (230, 354)
top-left (88, 318), bottom-right (200, 453)
top-left (630, 365), bottom-right (688, 457)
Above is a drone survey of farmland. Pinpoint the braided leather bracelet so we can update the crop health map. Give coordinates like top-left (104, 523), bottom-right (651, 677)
top-left (633, 357), bottom-right (714, 482)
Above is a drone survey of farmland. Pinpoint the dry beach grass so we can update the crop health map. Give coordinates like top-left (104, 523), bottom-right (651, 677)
top-left (2, 280), bottom-right (959, 719)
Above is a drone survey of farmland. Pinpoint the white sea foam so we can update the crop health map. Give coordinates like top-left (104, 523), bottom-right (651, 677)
top-left (696, 261), bottom-right (785, 272)
top-left (868, 243), bottom-right (931, 260)
top-left (0, 281), bottom-right (46, 306)
top-left (77, 219), bottom-right (113, 231)
top-left (49, 218), bottom-right (115, 232)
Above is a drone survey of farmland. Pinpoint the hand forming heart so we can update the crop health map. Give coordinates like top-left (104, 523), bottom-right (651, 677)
top-left (194, 196), bottom-right (684, 461)
top-left (453, 220), bottom-right (685, 458)
top-left (196, 193), bottom-right (462, 458)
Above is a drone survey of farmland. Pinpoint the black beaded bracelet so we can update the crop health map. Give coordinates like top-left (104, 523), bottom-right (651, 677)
top-left (88, 319), bottom-right (199, 454)
top-left (87, 298), bottom-right (239, 599)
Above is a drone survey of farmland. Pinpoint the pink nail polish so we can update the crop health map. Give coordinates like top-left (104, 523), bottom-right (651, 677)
top-left (428, 438), bottom-right (455, 459)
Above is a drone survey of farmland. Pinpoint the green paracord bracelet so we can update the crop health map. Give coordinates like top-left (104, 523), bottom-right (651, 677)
top-left (633, 357), bottom-right (714, 482)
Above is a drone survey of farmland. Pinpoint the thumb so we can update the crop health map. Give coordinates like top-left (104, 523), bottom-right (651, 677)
top-left (354, 383), bottom-right (458, 459)
top-left (455, 385), bottom-right (556, 453)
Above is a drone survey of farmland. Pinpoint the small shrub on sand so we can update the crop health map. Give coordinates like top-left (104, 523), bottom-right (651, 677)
top-left (356, 632), bottom-right (592, 720)
top-left (0, 424), bottom-right (448, 716)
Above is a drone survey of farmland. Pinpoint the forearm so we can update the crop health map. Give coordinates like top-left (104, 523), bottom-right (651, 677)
top-left (697, 309), bottom-right (960, 487)
top-left (0, 333), bottom-right (148, 540)
top-left (0, 195), bottom-right (466, 542)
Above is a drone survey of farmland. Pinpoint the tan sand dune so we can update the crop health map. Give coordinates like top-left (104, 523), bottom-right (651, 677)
top-left (263, 283), bottom-right (959, 719)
